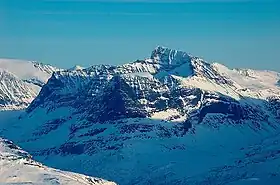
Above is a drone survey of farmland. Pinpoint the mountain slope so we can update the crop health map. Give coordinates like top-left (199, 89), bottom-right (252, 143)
top-left (0, 70), bottom-right (38, 110)
top-left (2, 46), bottom-right (280, 184)
top-left (0, 59), bottom-right (59, 110)
top-left (0, 59), bottom-right (58, 86)
top-left (0, 137), bottom-right (116, 185)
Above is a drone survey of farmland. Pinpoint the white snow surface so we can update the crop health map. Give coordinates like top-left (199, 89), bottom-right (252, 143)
top-left (0, 59), bottom-right (59, 110)
top-left (214, 63), bottom-right (279, 87)
top-left (170, 61), bottom-right (280, 101)
top-left (0, 59), bottom-right (58, 83)
top-left (0, 70), bottom-right (38, 110)
top-left (0, 138), bottom-right (116, 185)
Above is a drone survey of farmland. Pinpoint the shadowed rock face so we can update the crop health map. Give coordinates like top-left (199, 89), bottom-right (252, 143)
top-left (91, 76), bottom-right (148, 122)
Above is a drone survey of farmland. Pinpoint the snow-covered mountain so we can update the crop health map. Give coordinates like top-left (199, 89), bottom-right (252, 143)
top-left (1, 46), bottom-right (280, 184)
top-left (0, 59), bottom-right (59, 110)
top-left (0, 137), bottom-right (116, 185)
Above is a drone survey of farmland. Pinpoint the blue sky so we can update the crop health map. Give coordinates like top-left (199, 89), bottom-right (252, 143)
top-left (0, 0), bottom-right (279, 71)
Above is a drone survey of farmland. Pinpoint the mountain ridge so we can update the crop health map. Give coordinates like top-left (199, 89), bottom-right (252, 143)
top-left (0, 59), bottom-right (59, 110)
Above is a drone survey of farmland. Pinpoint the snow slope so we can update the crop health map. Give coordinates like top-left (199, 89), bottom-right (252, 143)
top-left (0, 137), bottom-right (116, 185)
top-left (0, 59), bottom-right (58, 85)
top-left (1, 46), bottom-right (280, 184)
top-left (0, 59), bottom-right (59, 110)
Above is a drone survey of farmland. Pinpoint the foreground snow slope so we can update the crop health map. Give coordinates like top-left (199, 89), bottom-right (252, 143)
top-left (0, 138), bottom-right (116, 185)
top-left (2, 46), bottom-right (280, 184)
top-left (0, 59), bottom-right (59, 110)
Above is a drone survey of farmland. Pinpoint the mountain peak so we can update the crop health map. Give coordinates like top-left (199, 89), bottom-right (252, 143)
top-left (151, 46), bottom-right (192, 67)
top-left (153, 45), bottom-right (167, 51)
top-left (68, 65), bottom-right (84, 71)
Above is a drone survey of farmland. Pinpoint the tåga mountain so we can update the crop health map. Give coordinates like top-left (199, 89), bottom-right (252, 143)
top-left (1, 46), bottom-right (280, 185)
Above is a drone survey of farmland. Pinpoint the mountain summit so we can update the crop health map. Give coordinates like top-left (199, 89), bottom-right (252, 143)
top-left (151, 46), bottom-right (192, 67)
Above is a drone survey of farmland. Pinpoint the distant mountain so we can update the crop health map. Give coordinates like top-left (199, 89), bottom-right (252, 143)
top-left (0, 59), bottom-right (59, 110)
top-left (2, 47), bottom-right (280, 184)
top-left (0, 137), bottom-right (116, 185)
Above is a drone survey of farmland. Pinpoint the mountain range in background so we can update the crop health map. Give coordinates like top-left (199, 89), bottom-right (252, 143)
top-left (0, 59), bottom-right (59, 110)
top-left (1, 46), bottom-right (280, 185)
